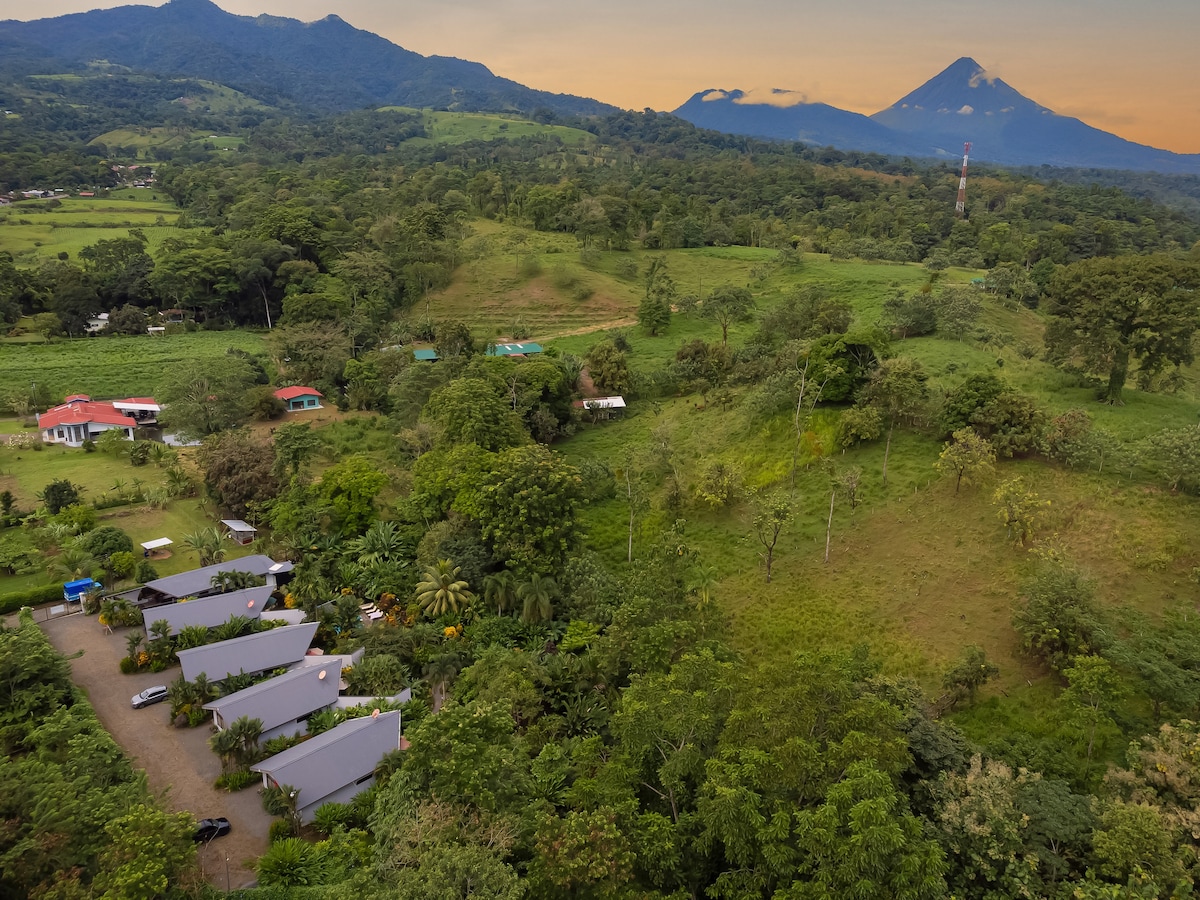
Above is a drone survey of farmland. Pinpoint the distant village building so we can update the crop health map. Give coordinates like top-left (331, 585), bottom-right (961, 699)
top-left (573, 396), bottom-right (627, 421)
top-left (274, 386), bottom-right (323, 411)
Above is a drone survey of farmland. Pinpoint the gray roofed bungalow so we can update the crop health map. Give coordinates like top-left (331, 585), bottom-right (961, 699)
top-left (251, 710), bottom-right (403, 824)
top-left (142, 585), bottom-right (274, 638)
top-left (138, 556), bottom-right (293, 605)
top-left (178, 622), bottom-right (318, 682)
top-left (204, 658), bottom-right (343, 741)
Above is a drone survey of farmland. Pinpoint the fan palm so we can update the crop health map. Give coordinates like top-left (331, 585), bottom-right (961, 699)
top-left (518, 573), bottom-right (559, 624)
top-left (415, 559), bottom-right (474, 618)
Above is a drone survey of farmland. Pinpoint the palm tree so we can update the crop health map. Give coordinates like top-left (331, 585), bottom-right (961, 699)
top-left (423, 652), bottom-right (462, 714)
top-left (182, 527), bottom-right (227, 567)
top-left (227, 715), bottom-right (264, 768)
top-left (415, 559), bottom-right (474, 618)
top-left (125, 631), bottom-right (144, 660)
top-left (149, 443), bottom-right (176, 468)
top-left (209, 727), bottom-right (241, 774)
top-left (164, 465), bottom-right (196, 498)
top-left (518, 573), bottom-right (559, 624)
top-left (210, 570), bottom-right (261, 593)
top-left (49, 547), bottom-right (99, 583)
top-left (482, 570), bottom-right (519, 617)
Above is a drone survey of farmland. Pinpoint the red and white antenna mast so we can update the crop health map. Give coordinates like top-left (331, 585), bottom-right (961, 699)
top-left (954, 141), bottom-right (971, 217)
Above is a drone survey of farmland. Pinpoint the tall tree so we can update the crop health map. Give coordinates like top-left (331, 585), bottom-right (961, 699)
top-left (157, 357), bottom-right (256, 441)
top-left (860, 356), bottom-right (929, 487)
top-left (702, 284), bottom-right (755, 348)
top-left (1044, 254), bottom-right (1200, 404)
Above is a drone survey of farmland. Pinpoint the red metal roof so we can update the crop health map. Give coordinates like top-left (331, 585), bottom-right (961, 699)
top-left (114, 396), bottom-right (159, 405)
top-left (274, 386), bottom-right (323, 401)
top-left (39, 398), bottom-right (136, 430)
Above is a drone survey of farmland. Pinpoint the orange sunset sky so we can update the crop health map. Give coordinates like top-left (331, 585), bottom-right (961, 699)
top-left (11, 0), bottom-right (1200, 154)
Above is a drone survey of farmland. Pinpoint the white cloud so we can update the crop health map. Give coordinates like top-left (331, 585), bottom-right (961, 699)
top-left (957, 104), bottom-right (974, 115)
top-left (700, 90), bottom-right (729, 102)
top-left (732, 87), bottom-right (809, 108)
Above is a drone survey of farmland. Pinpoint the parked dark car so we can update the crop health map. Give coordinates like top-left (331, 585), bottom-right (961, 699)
top-left (131, 685), bottom-right (169, 709)
top-left (193, 818), bottom-right (232, 842)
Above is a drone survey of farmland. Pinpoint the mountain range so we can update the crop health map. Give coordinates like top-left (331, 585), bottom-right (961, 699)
top-left (1, 1), bottom-right (1196, 174)
top-left (0, 0), bottom-right (615, 117)
top-left (674, 58), bottom-right (1200, 174)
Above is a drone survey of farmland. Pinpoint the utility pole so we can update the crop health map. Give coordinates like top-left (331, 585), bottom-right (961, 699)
top-left (954, 142), bottom-right (971, 218)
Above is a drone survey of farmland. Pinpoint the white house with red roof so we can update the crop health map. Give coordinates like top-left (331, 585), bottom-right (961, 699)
top-left (274, 386), bottom-right (323, 412)
top-left (38, 395), bottom-right (160, 447)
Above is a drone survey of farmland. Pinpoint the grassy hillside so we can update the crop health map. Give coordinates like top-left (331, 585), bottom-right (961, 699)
top-left (425, 229), bottom-right (1200, 701)
top-left (381, 108), bottom-right (595, 146)
top-left (0, 196), bottom-right (180, 260)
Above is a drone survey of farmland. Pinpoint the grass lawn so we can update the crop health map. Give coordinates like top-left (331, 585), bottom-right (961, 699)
top-left (0, 440), bottom-right (255, 595)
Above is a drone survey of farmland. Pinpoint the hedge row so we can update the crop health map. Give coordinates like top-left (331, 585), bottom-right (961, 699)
top-left (0, 583), bottom-right (65, 616)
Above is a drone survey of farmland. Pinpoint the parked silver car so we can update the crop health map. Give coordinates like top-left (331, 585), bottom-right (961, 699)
top-left (131, 685), bottom-right (169, 709)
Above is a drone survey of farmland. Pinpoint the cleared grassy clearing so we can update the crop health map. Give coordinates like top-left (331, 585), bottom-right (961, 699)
top-left (0, 331), bottom-right (266, 401)
top-left (0, 197), bottom-right (180, 259)
top-left (380, 109), bottom-right (595, 146)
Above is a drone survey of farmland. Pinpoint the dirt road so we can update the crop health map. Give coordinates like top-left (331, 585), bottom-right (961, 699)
top-left (41, 612), bottom-right (271, 889)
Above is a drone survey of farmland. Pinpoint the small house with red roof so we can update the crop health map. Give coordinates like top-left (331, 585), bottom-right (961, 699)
top-left (38, 395), bottom-right (159, 447)
top-left (274, 386), bottom-right (323, 412)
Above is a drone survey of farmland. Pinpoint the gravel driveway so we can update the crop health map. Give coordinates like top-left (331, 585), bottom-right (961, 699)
top-left (40, 612), bottom-right (271, 889)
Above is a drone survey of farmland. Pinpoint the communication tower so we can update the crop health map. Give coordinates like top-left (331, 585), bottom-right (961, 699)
top-left (954, 142), bottom-right (971, 217)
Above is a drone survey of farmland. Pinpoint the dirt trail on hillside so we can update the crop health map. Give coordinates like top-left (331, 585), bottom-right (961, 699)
top-left (541, 316), bottom-right (636, 340)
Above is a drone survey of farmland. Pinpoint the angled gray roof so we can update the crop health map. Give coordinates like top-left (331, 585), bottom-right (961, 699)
top-left (252, 710), bottom-right (402, 807)
top-left (178, 622), bottom-right (318, 682)
top-left (143, 586), bottom-right (273, 637)
top-left (203, 658), bottom-right (342, 732)
top-left (142, 555), bottom-right (292, 600)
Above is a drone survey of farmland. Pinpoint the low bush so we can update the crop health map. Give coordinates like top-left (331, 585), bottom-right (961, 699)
top-left (267, 820), bottom-right (293, 845)
top-left (215, 770), bottom-right (259, 792)
top-left (0, 583), bottom-right (64, 615)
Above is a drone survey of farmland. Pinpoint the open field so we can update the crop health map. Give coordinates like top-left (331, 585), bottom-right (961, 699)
top-left (90, 127), bottom-right (245, 158)
top-left (380, 108), bottom-right (595, 147)
top-left (0, 330), bottom-right (267, 401)
top-left (0, 196), bottom-right (180, 260)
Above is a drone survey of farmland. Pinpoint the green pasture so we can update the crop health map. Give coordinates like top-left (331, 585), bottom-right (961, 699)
top-left (0, 330), bottom-right (266, 401)
top-left (0, 196), bottom-right (180, 260)
top-left (560, 387), bottom-right (1200, 693)
top-left (382, 109), bottom-right (595, 147)
top-left (90, 127), bottom-right (245, 158)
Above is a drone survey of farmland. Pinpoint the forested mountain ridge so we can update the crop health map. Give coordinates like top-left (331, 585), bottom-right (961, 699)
top-left (676, 57), bottom-right (1200, 175)
top-left (0, 0), bottom-right (617, 117)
